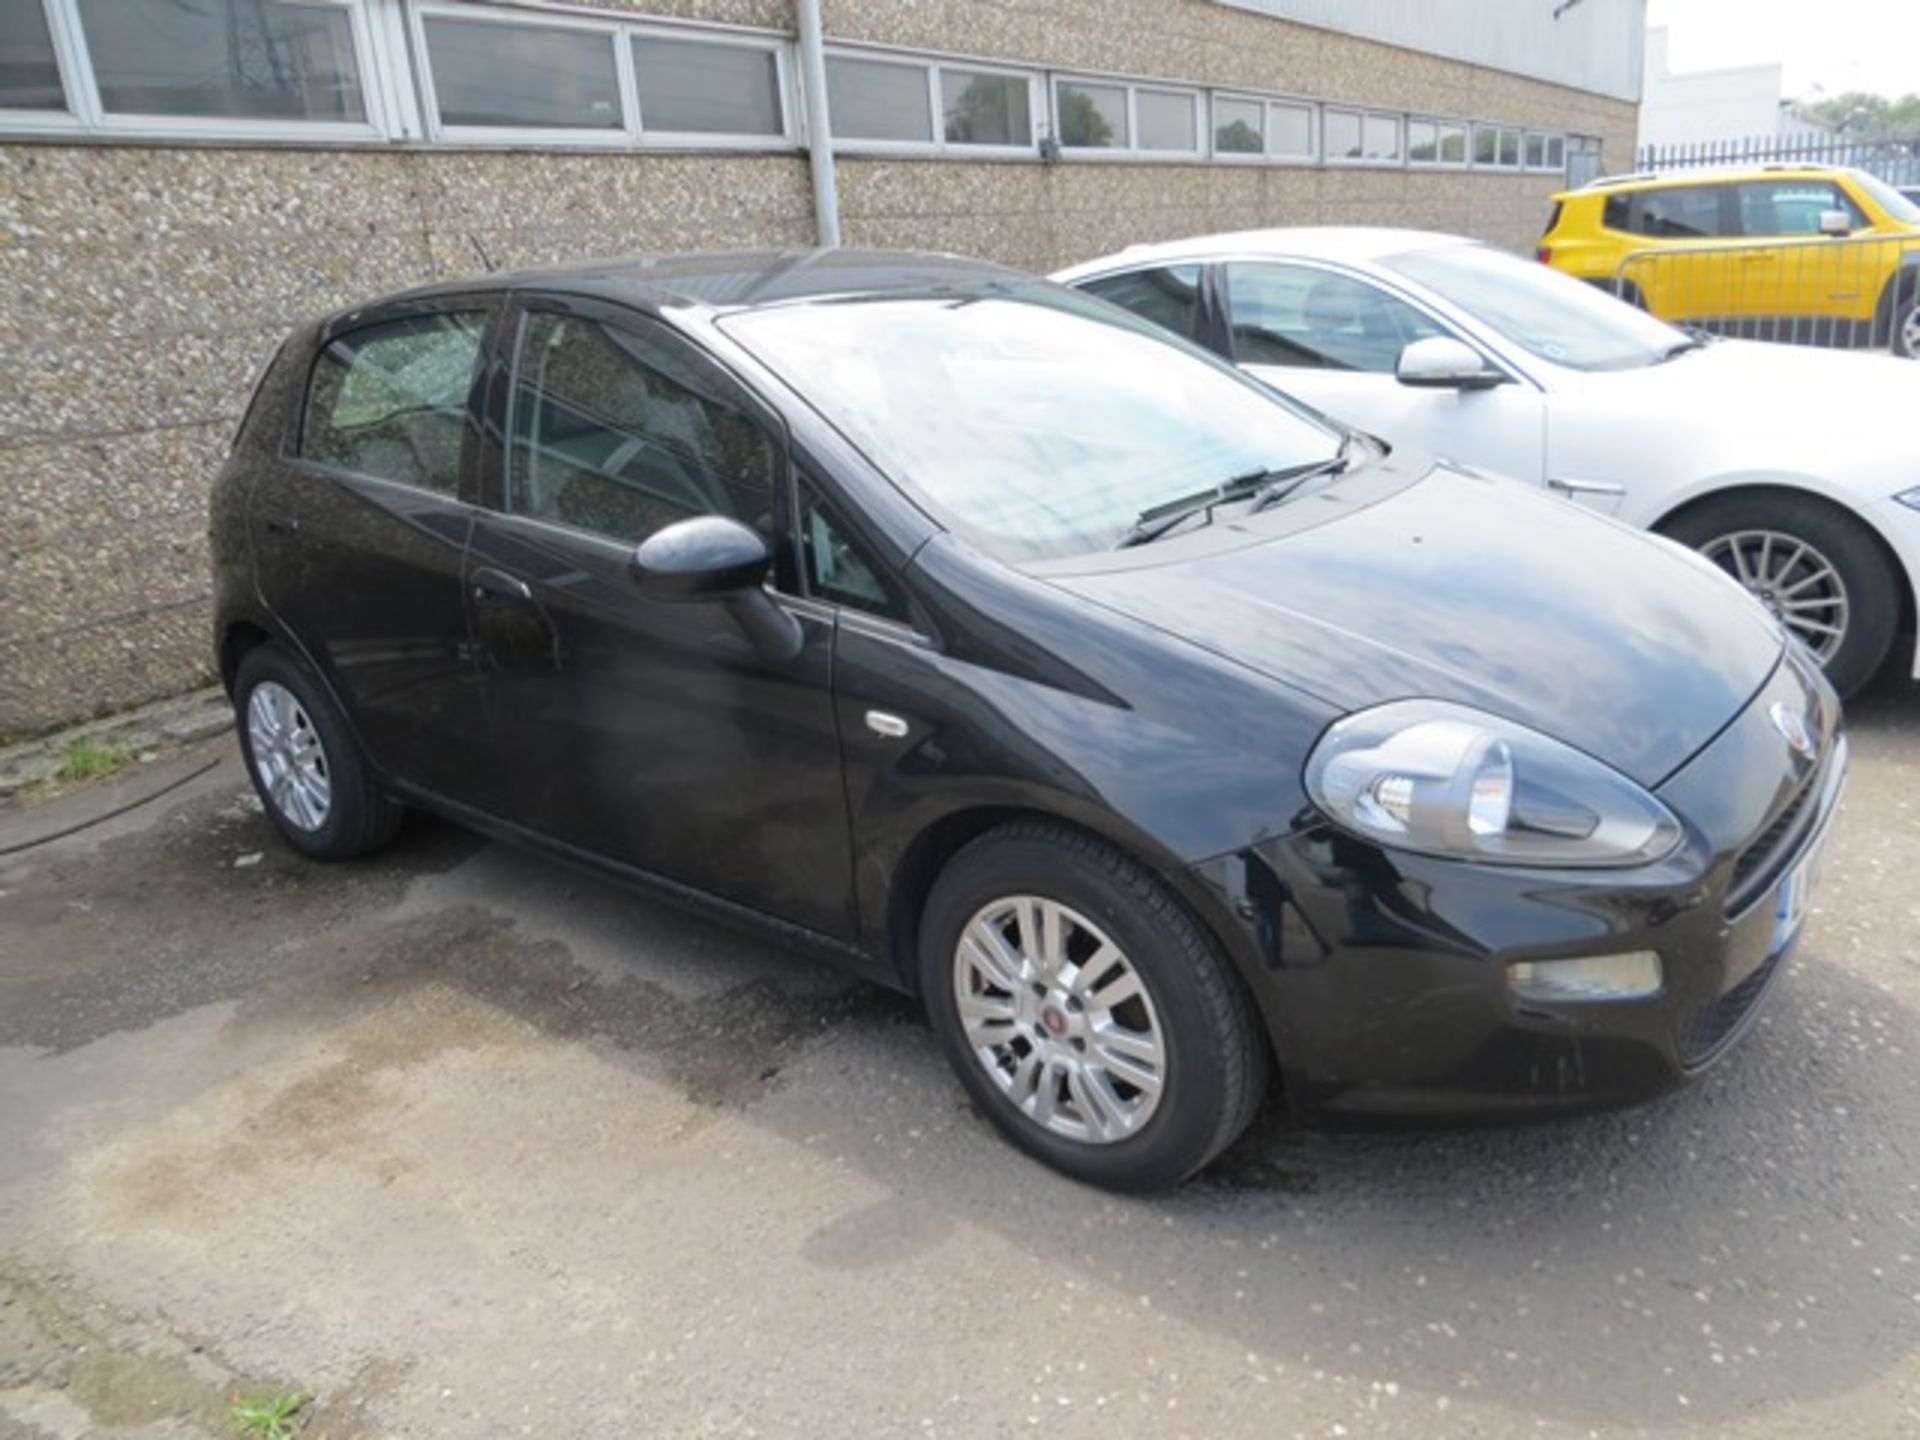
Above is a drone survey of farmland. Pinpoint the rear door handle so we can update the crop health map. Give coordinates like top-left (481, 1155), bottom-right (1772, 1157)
top-left (470, 566), bottom-right (533, 603)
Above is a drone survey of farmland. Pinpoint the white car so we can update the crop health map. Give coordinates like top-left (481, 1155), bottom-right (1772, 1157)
top-left (1056, 229), bottom-right (1920, 697)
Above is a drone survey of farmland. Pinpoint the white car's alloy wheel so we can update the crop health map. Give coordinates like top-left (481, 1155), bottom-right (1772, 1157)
top-left (1699, 529), bottom-right (1850, 663)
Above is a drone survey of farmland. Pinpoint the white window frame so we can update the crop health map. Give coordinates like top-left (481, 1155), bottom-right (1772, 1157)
top-left (824, 49), bottom-right (1040, 156)
top-left (1407, 116), bottom-right (1468, 170)
top-left (628, 22), bottom-right (795, 150)
top-left (1052, 74), bottom-right (1202, 160)
top-left (413, 3), bottom-right (634, 148)
top-left (1324, 105), bottom-right (1402, 167)
top-left (1472, 122), bottom-right (1524, 169)
top-left (1208, 91), bottom-right (1268, 163)
top-left (1525, 130), bottom-right (1567, 174)
top-left (1264, 98), bottom-right (1317, 162)
top-left (820, 51), bottom-right (935, 150)
top-left (1, 0), bottom-right (394, 141)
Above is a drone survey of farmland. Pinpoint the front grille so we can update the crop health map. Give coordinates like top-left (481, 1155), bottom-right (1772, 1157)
top-left (1679, 947), bottom-right (1785, 1066)
top-left (1726, 778), bottom-right (1815, 916)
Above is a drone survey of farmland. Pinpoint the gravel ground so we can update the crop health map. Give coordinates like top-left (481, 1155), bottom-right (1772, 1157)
top-left (1, 671), bottom-right (1916, 1440)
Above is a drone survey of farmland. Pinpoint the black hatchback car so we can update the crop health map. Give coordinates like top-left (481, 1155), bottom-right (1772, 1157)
top-left (212, 249), bottom-right (1846, 1189)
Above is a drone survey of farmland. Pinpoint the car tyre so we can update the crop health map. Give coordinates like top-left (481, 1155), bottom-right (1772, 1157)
top-left (1662, 492), bottom-right (1900, 698)
top-left (234, 644), bottom-right (401, 861)
top-left (919, 821), bottom-right (1267, 1191)
top-left (1886, 276), bottom-right (1920, 360)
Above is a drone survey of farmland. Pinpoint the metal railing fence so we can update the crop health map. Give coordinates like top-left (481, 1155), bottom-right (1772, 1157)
top-left (1636, 133), bottom-right (1920, 188)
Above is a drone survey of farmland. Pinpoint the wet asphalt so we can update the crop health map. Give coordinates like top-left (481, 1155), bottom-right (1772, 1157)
top-left (0, 670), bottom-right (1916, 1439)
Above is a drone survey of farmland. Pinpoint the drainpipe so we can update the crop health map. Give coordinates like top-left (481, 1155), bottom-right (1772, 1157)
top-left (796, 0), bottom-right (842, 247)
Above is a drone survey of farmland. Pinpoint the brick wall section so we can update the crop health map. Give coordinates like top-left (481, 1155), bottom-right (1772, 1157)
top-left (0, 0), bottom-right (1635, 734)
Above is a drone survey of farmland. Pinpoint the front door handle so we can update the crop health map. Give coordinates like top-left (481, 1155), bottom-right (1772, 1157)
top-left (470, 566), bottom-right (533, 604)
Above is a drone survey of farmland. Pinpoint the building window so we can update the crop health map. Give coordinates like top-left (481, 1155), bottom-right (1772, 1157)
top-left (1056, 78), bottom-right (1127, 149)
top-left (1213, 94), bottom-right (1263, 155)
top-left (421, 15), bottom-right (621, 133)
top-left (827, 54), bottom-right (932, 144)
top-left (940, 67), bottom-right (1031, 147)
top-left (1326, 106), bottom-right (1399, 164)
top-left (1, 0), bottom-right (66, 111)
top-left (1267, 100), bottom-right (1314, 159)
top-left (1499, 127), bottom-right (1521, 167)
top-left (1135, 87), bottom-right (1198, 152)
top-left (632, 34), bottom-right (783, 139)
top-left (78, 0), bottom-right (366, 121)
top-left (1409, 118), bottom-right (1467, 166)
top-left (1545, 134), bottom-right (1567, 171)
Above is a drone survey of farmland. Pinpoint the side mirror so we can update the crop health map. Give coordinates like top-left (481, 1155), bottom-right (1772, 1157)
top-left (1818, 208), bottom-right (1853, 237)
top-left (1395, 336), bottom-right (1505, 391)
top-left (630, 515), bottom-right (801, 660)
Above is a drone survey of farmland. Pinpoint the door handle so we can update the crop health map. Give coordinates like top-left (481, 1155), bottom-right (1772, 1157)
top-left (470, 566), bottom-right (533, 603)
top-left (262, 516), bottom-right (300, 536)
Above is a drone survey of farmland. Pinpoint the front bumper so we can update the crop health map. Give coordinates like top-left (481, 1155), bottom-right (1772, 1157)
top-left (1188, 652), bottom-right (1847, 1120)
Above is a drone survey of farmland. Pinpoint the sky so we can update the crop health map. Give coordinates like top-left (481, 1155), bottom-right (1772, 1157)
top-left (1646, 0), bottom-right (1920, 101)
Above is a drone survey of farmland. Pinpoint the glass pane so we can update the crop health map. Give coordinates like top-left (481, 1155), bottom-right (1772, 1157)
top-left (1363, 113), bottom-right (1400, 161)
top-left (0, 0), bottom-right (65, 110)
top-left (1525, 132), bottom-right (1547, 168)
top-left (425, 18), bottom-right (620, 130)
top-left (1473, 125), bottom-right (1498, 164)
top-left (941, 68), bottom-right (1029, 146)
top-left (1079, 264), bottom-right (1202, 339)
top-left (1499, 129), bottom-right (1521, 166)
top-left (1226, 262), bottom-right (1441, 373)
top-left (1438, 124), bottom-right (1467, 164)
top-left (1057, 80), bottom-right (1125, 148)
top-left (725, 287), bottom-right (1340, 564)
top-left (301, 313), bottom-right (486, 493)
top-left (1213, 96), bottom-right (1263, 154)
top-left (79, 0), bottom-right (365, 121)
top-left (1407, 120), bottom-right (1437, 163)
top-left (633, 38), bottom-right (780, 136)
top-left (1631, 185), bottom-right (1727, 237)
top-left (510, 314), bottom-right (775, 544)
top-left (1324, 108), bottom-right (1362, 161)
top-left (1136, 89), bottom-right (1196, 151)
top-left (1268, 102), bottom-right (1312, 157)
top-left (827, 55), bottom-right (931, 143)
top-left (802, 490), bottom-right (908, 621)
top-left (1545, 135), bottom-right (1566, 168)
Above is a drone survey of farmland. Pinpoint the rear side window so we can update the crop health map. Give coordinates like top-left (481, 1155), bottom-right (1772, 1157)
top-left (507, 312), bottom-right (776, 545)
top-left (1077, 264), bottom-right (1202, 341)
top-left (300, 312), bottom-right (486, 493)
top-left (1625, 185), bottom-right (1728, 238)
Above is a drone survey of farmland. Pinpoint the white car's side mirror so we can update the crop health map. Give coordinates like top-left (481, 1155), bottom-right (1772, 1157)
top-left (1396, 337), bottom-right (1506, 391)
top-left (1818, 209), bottom-right (1853, 237)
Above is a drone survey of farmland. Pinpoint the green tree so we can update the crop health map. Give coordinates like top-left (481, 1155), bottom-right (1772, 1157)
top-left (1057, 89), bottom-right (1115, 148)
top-left (1801, 91), bottom-right (1920, 138)
top-left (1215, 118), bottom-right (1261, 154)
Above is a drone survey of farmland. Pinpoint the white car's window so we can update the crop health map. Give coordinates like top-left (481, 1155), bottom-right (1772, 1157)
top-left (725, 288), bottom-right (1341, 563)
top-left (1225, 263), bottom-right (1445, 372)
top-left (1385, 243), bottom-right (1689, 372)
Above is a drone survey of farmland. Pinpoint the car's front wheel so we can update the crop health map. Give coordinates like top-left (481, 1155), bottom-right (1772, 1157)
top-left (1890, 283), bottom-right (1920, 360)
top-left (234, 645), bottom-right (402, 861)
top-left (919, 822), bottom-right (1267, 1191)
top-left (1662, 492), bottom-right (1899, 698)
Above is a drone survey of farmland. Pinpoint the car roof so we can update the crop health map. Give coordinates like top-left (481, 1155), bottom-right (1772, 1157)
top-left (1565, 163), bottom-right (1860, 196)
top-left (329, 248), bottom-right (1027, 326)
top-left (1052, 226), bottom-right (1469, 281)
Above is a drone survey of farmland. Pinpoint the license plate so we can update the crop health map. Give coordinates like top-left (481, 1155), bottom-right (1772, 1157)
top-left (1771, 825), bottom-right (1831, 955)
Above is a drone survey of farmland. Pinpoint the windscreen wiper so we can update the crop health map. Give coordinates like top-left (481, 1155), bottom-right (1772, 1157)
top-left (1116, 447), bottom-right (1354, 549)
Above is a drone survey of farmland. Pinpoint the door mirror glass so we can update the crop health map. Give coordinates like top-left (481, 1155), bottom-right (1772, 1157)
top-left (1395, 336), bottom-right (1504, 390)
top-left (630, 514), bottom-right (771, 601)
top-left (1818, 208), bottom-right (1853, 237)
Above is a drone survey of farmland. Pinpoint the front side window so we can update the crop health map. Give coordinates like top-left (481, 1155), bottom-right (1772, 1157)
top-left (1736, 181), bottom-right (1864, 236)
top-left (724, 286), bottom-right (1340, 563)
top-left (1386, 242), bottom-right (1687, 372)
top-left (941, 68), bottom-right (1029, 146)
top-left (1057, 80), bottom-right (1125, 149)
top-left (1078, 264), bottom-right (1203, 342)
top-left (301, 311), bottom-right (486, 493)
top-left (508, 312), bottom-right (775, 545)
top-left (78, 0), bottom-right (365, 121)
top-left (423, 17), bottom-right (621, 130)
top-left (632, 37), bottom-right (782, 137)
top-left (827, 55), bottom-right (932, 143)
top-left (1, 0), bottom-right (66, 111)
top-left (800, 487), bottom-right (909, 622)
top-left (1226, 264), bottom-right (1442, 372)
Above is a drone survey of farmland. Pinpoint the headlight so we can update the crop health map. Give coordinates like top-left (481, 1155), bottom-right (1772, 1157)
top-left (1896, 486), bottom-right (1920, 512)
top-left (1304, 700), bottom-right (1683, 868)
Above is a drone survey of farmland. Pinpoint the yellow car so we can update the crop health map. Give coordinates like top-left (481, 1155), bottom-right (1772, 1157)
top-left (1541, 165), bottom-right (1920, 358)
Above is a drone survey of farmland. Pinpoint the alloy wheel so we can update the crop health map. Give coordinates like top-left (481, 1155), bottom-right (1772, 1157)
top-left (246, 680), bottom-right (332, 831)
top-left (953, 896), bottom-right (1166, 1144)
top-left (1900, 301), bottom-right (1920, 359)
top-left (1699, 529), bottom-right (1850, 662)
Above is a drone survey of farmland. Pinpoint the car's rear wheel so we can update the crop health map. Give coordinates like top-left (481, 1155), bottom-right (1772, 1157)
top-left (919, 821), bottom-right (1266, 1191)
top-left (234, 645), bottom-right (401, 860)
top-left (1662, 493), bottom-right (1899, 698)
top-left (1893, 287), bottom-right (1920, 360)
